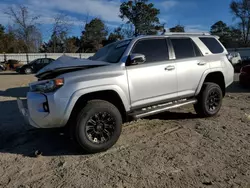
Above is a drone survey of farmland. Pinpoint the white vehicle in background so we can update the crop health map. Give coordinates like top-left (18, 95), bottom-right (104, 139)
top-left (227, 52), bottom-right (242, 65)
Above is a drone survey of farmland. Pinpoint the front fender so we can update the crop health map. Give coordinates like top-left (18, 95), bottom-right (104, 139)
top-left (61, 85), bottom-right (130, 125)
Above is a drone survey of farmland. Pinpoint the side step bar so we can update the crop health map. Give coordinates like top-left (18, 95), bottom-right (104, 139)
top-left (129, 99), bottom-right (197, 119)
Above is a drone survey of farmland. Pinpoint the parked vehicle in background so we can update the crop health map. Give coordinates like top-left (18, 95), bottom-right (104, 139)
top-left (227, 52), bottom-right (242, 65)
top-left (16, 58), bottom-right (55, 74)
top-left (239, 65), bottom-right (250, 88)
top-left (17, 33), bottom-right (234, 153)
top-left (233, 59), bottom-right (250, 73)
top-left (1, 59), bottom-right (23, 71)
top-left (0, 63), bottom-right (6, 71)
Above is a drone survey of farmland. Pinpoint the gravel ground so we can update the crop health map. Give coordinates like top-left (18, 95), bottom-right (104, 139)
top-left (0, 71), bottom-right (250, 188)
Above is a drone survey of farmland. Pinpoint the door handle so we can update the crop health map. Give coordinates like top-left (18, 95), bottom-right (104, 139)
top-left (165, 65), bottom-right (175, 71)
top-left (197, 61), bottom-right (207, 66)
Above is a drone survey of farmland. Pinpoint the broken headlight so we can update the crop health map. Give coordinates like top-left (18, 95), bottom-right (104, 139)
top-left (30, 78), bottom-right (64, 93)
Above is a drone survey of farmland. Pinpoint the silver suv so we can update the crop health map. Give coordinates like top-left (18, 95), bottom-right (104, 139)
top-left (17, 33), bottom-right (234, 153)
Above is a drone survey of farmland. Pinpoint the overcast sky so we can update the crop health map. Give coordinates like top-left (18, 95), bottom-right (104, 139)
top-left (0, 0), bottom-right (236, 41)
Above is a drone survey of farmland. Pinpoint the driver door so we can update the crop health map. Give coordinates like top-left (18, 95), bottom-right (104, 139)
top-left (126, 38), bottom-right (178, 108)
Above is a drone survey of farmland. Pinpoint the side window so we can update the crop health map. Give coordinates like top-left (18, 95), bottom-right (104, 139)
top-left (43, 58), bottom-right (49, 64)
top-left (170, 38), bottom-right (202, 59)
top-left (131, 38), bottom-right (169, 63)
top-left (199, 37), bottom-right (224, 54)
top-left (34, 59), bottom-right (41, 64)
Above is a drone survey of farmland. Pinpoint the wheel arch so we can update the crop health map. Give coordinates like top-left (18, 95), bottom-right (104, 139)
top-left (64, 87), bottom-right (130, 126)
top-left (196, 71), bottom-right (226, 97)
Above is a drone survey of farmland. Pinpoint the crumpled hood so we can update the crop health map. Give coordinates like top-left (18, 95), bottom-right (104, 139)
top-left (36, 55), bottom-right (111, 76)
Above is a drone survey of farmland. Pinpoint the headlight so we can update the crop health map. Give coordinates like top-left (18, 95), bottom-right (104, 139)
top-left (30, 78), bottom-right (64, 93)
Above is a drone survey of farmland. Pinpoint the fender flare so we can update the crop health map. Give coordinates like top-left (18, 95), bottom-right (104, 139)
top-left (195, 68), bottom-right (225, 96)
top-left (61, 85), bottom-right (130, 125)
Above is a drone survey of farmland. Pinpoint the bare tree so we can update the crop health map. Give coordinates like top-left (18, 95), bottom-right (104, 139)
top-left (52, 13), bottom-right (71, 36)
top-left (4, 5), bottom-right (41, 52)
top-left (79, 12), bottom-right (90, 33)
top-left (50, 13), bottom-right (72, 52)
top-left (230, 0), bottom-right (250, 45)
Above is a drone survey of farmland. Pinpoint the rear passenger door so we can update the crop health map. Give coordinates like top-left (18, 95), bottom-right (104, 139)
top-left (33, 59), bottom-right (42, 72)
top-left (169, 37), bottom-right (209, 98)
top-left (40, 58), bottom-right (50, 69)
top-left (126, 38), bottom-right (178, 108)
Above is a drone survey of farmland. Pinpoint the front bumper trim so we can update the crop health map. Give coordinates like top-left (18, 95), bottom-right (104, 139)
top-left (17, 98), bottom-right (40, 128)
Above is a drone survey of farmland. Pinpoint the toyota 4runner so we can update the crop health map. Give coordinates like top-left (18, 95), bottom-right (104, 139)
top-left (17, 33), bottom-right (234, 153)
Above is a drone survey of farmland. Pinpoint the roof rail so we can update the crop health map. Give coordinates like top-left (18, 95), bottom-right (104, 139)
top-left (163, 32), bottom-right (211, 36)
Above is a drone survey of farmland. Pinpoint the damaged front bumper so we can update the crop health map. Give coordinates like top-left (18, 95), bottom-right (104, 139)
top-left (17, 98), bottom-right (41, 128)
top-left (17, 92), bottom-right (69, 129)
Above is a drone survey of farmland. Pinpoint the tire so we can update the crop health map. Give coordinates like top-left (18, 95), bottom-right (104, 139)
top-left (74, 100), bottom-right (122, 153)
top-left (194, 82), bottom-right (223, 118)
top-left (24, 68), bottom-right (32, 74)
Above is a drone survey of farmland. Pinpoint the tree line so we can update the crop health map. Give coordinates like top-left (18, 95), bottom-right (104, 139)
top-left (0, 0), bottom-right (250, 53)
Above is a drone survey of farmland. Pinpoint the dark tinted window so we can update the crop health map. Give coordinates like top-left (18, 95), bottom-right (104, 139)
top-left (43, 58), bottom-right (50, 64)
top-left (131, 38), bottom-right (169, 63)
top-left (170, 38), bottom-right (202, 59)
top-left (199, 37), bottom-right (224, 54)
top-left (34, 59), bottom-right (41, 64)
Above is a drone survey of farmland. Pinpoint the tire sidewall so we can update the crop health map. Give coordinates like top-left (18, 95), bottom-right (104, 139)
top-left (203, 84), bottom-right (223, 116)
top-left (76, 102), bottom-right (122, 153)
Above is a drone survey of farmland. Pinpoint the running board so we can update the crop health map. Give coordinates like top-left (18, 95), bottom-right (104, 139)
top-left (129, 99), bottom-right (197, 119)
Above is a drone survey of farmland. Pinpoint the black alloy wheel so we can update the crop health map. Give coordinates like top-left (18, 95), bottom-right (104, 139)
top-left (206, 89), bottom-right (221, 113)
top-left (85, 112), bottom-right (116, 144)
top-left (74, 100), bottom-right (122, 153)
top-left (194, 82), bottom-right (223, 117)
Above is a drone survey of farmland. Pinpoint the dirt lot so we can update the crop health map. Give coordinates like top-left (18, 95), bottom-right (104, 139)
top-left (0, 71), bottom-right (250, 188)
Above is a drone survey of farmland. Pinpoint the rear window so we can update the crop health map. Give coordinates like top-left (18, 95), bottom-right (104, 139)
top-left (199, 37), bottom-right (224, 54)
top-left (170, 38), bottom-right (202, 59)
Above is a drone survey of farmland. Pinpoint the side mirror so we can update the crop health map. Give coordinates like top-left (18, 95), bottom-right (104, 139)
top-left (129, 54), bottom-right (146, 65)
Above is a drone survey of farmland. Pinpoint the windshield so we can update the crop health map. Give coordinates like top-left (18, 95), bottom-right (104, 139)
top-left (90, 39), bottom-right (131, 63)
top-left (28, 59), bottom-right (37, 64)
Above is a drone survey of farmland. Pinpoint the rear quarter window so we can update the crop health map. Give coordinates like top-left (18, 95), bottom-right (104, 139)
top-left (199, 37), bottom-right (224, 54)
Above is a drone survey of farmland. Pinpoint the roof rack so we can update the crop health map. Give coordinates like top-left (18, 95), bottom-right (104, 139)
top-left (163, 32), bottom-right (211, 36)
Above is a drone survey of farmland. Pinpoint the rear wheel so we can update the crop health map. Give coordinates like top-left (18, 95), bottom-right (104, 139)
top-left (24, 68), bottom-right (32, 74)
top-left (73, 100), bottom-right (122, 153)
top-left (194, 82), bottom-right (223, 117)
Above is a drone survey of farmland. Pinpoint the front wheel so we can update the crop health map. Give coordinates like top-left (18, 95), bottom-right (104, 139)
top-left (74, 100), bottom-right (122, 153)
top-left (24, 68), bottom-right (32, 74)
top-left (194, 82), bottom-right (223, 118)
